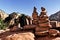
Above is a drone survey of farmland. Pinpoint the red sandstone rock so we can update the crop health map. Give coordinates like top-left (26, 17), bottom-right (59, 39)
top-left (52, 37), bottom-right (60, 40)
top-left (48, 29), bottom-right (59, 37)
top-left (35, 7), bottom-right (52, 37)
top-left (10, 26), bottom-right (19, 31)
top-left (35, 31), bottom-right (48, 36)
top-left (35, 27), bottom-right (49, 32)
top-left (41, 7), bottom-right (46, 11)
top-left (32, 7), bottom-right (38, 25)
top-left (32, 20), bottom-right (38, 25)
top-left (39, 16), bottom-right (48, 20)
top-left (24, 25), bottom-right (36, 29)
top-left (1, 32), bottom-right (35, 40)
top-left (38, 20), bottom-right (49, 23)
top-left (57, 32), bottom-right (60, 36)
top-left (38, 23), bottom-right (51, 27)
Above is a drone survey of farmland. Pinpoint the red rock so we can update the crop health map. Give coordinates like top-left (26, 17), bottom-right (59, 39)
top-left (38, 23), bottom-right (51, 27)
top-left (24, 25), bottom-right (36, 29)
top-left (48, 29), bottom-right (59, 37)
top-left (35, 27), bottom-right (49, 32)
top-left (32, 7), bottom-right (38, 25)
top-left (32, 20), bottom-right (38, 25)
top-left (1, 32), bottom-right (35, 40)
top-left (35, 31), bottom-right (48, 36)
top-left (38, 20), bottom-right (49, 23)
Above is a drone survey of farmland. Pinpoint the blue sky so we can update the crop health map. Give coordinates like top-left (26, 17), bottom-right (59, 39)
top-left (0, 0), bottom-right (60, 16)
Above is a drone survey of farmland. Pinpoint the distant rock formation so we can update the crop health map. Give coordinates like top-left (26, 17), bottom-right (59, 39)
top-left (0, 9), bottom-right (8, 20)
top-left (49, 11), bottom-right (60, 22)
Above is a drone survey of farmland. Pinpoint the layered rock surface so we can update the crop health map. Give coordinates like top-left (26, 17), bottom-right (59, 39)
top-left (0, 32), bottom-right (35, 40)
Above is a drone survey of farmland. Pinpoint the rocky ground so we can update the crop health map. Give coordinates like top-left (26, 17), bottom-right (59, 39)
top-left (0, 29), bottom-right (35, 40)
top-left (0, 29), bottom-right (60, 40)
top-left (35, 35), bottom-right (60, 40)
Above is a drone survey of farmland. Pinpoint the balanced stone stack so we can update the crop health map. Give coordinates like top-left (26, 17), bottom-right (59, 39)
top-left (23, 7), bottom-right (38, 32)
top-left (32, 7), bottom-right (38, 25)
top-left (35, 7), bottom-right (51, 36)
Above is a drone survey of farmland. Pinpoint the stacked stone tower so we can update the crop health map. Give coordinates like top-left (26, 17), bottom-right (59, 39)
top-left (32, 7), bottom-right (38, 25)
top-left (35, 7), bottom-right (51, 36)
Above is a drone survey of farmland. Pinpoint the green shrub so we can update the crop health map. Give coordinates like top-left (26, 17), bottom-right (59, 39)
top-left (0, 18), bottom-right (7, 30)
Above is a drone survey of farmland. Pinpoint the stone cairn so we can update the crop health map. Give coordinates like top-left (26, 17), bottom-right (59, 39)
top-left (35, 7), bottom-right (51, 36)
top-left (24, 7), bottom-right (60, 36)
top-left (23, 7), bottom-right (38, 32)
top-left (34, 7), bottom-right (60, 37)
top-left (9, 7), bottom-right (59, 37)
top-left (32, 7), bottom-right (38, 25)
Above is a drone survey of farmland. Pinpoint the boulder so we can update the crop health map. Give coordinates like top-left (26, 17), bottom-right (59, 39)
top-left (48, 29), bottom-right (59, 37)
top-left (35, 31), bottom-right (48, 36)
top-left (52, 37), bottom-right (60, 40)
top-left (1, 32), bottom-right (35, 40)
top-left (0, 29), bottom-right (10, 34)
top-left (0, 30), bottom-right (5, 34)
